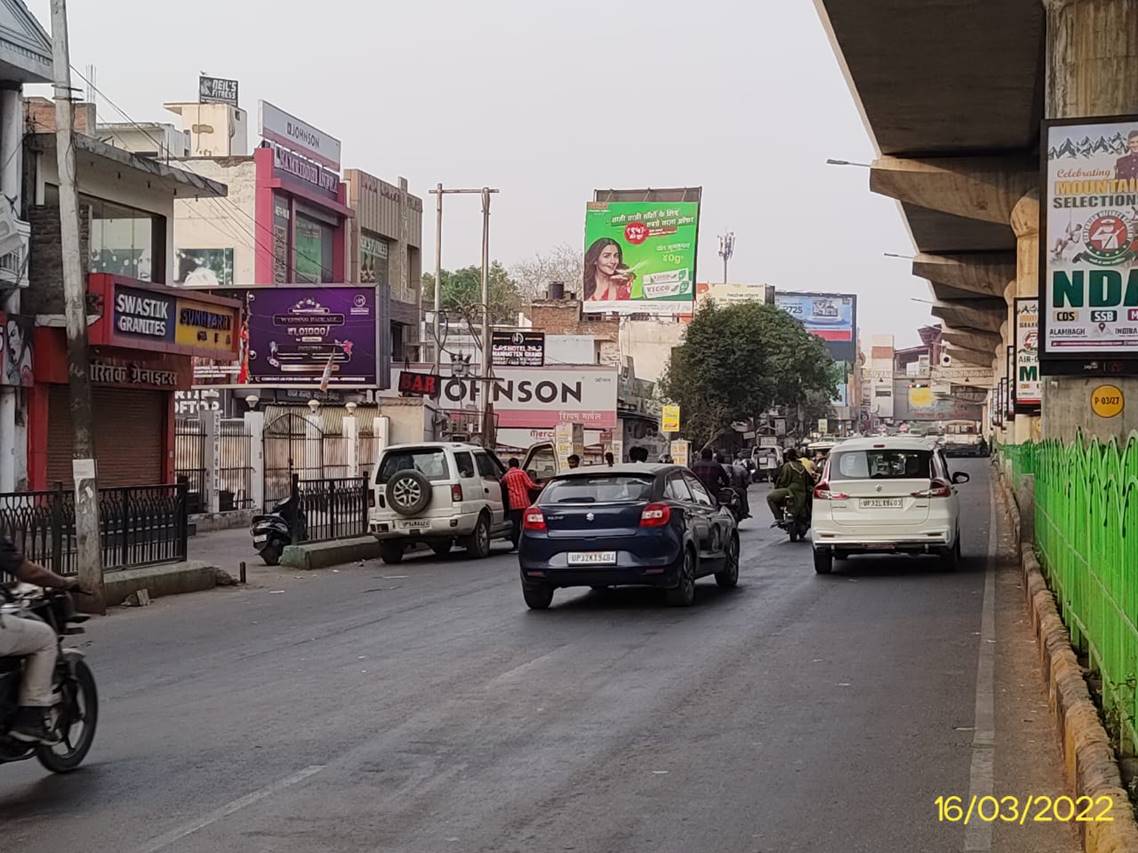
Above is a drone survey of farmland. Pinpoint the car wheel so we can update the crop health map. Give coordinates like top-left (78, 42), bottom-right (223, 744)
top-left (813, 548), bottom-right (833, 575)
top-left (715, 533), bottom-right (740, 588)
top-left (522, 581), bottom-right (554, 610)
top-left (465, 514), bottom-right (491, 559)
top-left (665, 548), bottom-right (697, 607)
top-left (941, 534), bottom-right (961, 571)
top-left (379, 541), bottom-right (405, 564)
top-left (386, 470), bottom-right (432, 516)
top-left (430, 540), bottom-right (452, 557)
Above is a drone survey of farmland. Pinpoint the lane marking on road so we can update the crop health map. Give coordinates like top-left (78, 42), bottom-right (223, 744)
top-left (136, 765), bottom-right (325, 853)
top-left (963, 481), bottom-right (997, 853)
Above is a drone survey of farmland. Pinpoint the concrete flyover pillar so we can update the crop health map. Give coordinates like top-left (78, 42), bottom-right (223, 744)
top-left (1010, 191), bottom-right (1041, 443)
top-left (1043, 0), bottom-right (1138, 442)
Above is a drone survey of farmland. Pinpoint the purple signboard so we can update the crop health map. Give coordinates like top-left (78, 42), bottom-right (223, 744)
top-left (224, 286), bottom-right (377, 387)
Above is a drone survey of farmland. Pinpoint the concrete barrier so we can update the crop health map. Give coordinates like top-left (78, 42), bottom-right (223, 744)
top-left (995, 466), bottom-right (1138, 853)
top-left (279, 536), bottom-right (381, 571)
top-left (103, 560), bottom-right (223, 606)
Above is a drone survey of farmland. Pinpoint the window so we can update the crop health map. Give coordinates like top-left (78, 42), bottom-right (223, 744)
top-left (454, 451), bottom-right (476, 479)
top-left (272, 194), bottom-right (290, 284)
top-left (360, 233), bottom-right (389, 286)
top-left (294, 213), bottom-right (334, 283)
top-left (526, 446), bottom-right (557, 482)
top-left (74, 191), bottom-right (166, 283)
top-left (475, 452), bottom-right (503, 478)
top-left (377, 448), bottom-right (450, 483)
top-left (665, 473), bottom-right (693, 503)
top-left (830, 449), bottom-right (932, 481)
top-left (539, 475), bottom-right (653, 505)
top-left (683, 473), bottom-right (714, 507)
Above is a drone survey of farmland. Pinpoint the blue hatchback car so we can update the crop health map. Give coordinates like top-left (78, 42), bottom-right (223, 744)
top-left (518, 464), bottom-right (740, 609)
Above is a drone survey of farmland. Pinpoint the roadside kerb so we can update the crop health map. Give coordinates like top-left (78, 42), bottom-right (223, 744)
top-left (997, 464), bottom-right (1138, 852)
top-left (103, 561), bottom-right (225, 607)
top-left (279, 536), bottom-right (381, 571)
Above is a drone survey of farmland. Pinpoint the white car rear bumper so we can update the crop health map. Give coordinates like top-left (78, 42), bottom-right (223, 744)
top-left (811, 527), bottom-right (954, 553)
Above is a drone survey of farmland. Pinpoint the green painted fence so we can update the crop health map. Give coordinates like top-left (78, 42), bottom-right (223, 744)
top-left (1016, 433), bottom-right (1138, 754)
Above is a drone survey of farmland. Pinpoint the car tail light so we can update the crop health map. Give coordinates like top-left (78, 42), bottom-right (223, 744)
top-left (640, 502), bottom-right (672, 527)
top-left (451, 483), bottom-right (464, 503)
top-left (813, 481), bottom-right (849, 500)
top-left (912, 479), bottom-right (952, 498)
top-left (523, 507), bottom-right (547, 531)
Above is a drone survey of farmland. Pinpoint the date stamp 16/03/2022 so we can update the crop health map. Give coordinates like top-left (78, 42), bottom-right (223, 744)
top-left (935, 795), bottom-right (1115, 825)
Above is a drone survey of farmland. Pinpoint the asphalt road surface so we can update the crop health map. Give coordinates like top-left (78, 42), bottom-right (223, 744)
top-left (0, 458), bottom-right (1078, 852)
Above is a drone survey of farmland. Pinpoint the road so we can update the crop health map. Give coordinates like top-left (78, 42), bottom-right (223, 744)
top-left (0, 459), bottom-right (1078, 852)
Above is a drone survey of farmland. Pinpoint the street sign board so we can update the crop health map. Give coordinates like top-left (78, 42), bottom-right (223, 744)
top-left (491, 330), bottom-right (545, 367)
top-left (199, 75), bottom-right (239, 107)
top-left (660, 404), bottom-right (681, 433)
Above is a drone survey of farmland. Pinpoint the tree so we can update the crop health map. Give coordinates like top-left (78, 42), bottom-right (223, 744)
top-left (660, 301), bottom-right (837, 449)
top-left (421, 262), bottom-right (523, 327)
top-left (511, 244), bottom-right (584, 301)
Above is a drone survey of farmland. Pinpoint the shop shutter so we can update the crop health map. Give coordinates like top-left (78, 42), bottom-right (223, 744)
top-left (46, 386), bottom-right (166, 488)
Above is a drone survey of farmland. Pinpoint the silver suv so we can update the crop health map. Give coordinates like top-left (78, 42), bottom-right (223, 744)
top-left (369, 442), bottom-right (513, 564)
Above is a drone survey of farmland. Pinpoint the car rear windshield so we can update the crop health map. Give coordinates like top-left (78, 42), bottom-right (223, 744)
top-left (376, 449), bottom-right (450, 484)
top-left (829, 449), bottom-right (933, 481)
top-left (539, 475), bottom-right (654, 504)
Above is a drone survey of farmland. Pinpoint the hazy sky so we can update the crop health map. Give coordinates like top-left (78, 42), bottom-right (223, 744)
top-left (28, 0), bottom-right (929, 347)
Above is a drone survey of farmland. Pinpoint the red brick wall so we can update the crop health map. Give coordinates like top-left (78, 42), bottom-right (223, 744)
top-left (530, 299), bottom-right (619, 342)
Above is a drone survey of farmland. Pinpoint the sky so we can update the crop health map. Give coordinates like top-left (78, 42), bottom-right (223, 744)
top-left (26, 0), bottom-right (929, 348)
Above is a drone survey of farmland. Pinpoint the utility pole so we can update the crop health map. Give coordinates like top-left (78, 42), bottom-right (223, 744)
top-left (426, 185), bottom-right (500, 439)
top-left (51, 0), bottom-right (104, 612)
top-left (718, 231), bottom-right (735, 284)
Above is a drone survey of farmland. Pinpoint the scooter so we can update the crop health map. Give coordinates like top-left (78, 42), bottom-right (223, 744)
top-left (717, 487), bottom-right (749, 524)
top-left (775, 495), bottom-right (811, 543)
top-left (0, 587), bottom-right (98, 774)
top-left (251, 494), bottom-right (307, 565)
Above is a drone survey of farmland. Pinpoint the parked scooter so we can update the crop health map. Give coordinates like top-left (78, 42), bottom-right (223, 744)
top-left (0, 587), bottom-right (98, 774)
top-left (251, 494), bottom-right (307, 565)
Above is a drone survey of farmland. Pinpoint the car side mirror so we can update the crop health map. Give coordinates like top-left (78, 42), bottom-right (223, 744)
top-left (951, 472), bottom-right (970, 485)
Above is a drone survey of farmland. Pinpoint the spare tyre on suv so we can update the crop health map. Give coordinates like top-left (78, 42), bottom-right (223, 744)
top-left (368, 443), bottom-right (514, 563)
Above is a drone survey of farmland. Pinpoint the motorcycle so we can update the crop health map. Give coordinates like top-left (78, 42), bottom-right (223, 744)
top-left (775, 495), bottom-right (811, 542)
top-left (0, 587), bottom-right (98, 774)
top-left (717, 487), bottom-right (748, 524)
top-left (251, 494), bottom-right (307, 566)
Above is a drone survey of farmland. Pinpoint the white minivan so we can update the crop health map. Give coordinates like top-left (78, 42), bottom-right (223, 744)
top-left (810, 436), bottom-right (969, 574)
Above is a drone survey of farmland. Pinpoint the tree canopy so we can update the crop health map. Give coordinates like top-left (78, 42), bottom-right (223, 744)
top-left (660, 301), bottom-right (838, 449)
top-left (421, 262), bottom-right (523, 326)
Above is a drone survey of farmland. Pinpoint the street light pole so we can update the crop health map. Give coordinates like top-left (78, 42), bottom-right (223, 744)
top-left (480, 188), bottom-right (493, 444)
top-left (50, 0), bottom-right (104, 612)
top-left (432, 182), bottom-right (442, 374)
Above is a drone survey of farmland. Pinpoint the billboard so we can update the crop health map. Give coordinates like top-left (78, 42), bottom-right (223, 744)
top-left (583, 200), bottom-right (699, 315)
top-left (491, 331), bottom-right (545, 367)
top-left (774, 292), bottom-right (858, 364)
top-left (222, 286), bottom-right (376, 387)
top-left (199, 75), bottom-right (239, 107)
top-left (1015, 298), bottom-right (1041, 408)
top-left (695, 283), bottom-right (774, 308)
top-left (1042, 117), bottom-right (1138, 361)
top-left (394, 366), bottom-right (618, 429)
top-left (258, 100), bottom-right (341, 171)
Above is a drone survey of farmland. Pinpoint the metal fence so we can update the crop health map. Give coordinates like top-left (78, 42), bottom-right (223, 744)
top-left (295, 476), bottom-right (368, 543)
top-left (174, 417), bottom-right (206, 514)
top-left (219, 419), bottom-right (253, 510)
top-left (0, 483), bottom-right (188, 579)
top-left (1010, 434), bottom-right (1138, 756)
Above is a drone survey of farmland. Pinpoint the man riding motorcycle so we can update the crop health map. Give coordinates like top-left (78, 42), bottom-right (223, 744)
top-left (766, 448), bottom-right (813, 529)
top-left (0, 535), bottom-right (83, 744)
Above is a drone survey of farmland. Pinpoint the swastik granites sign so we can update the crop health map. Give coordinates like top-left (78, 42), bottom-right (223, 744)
top-left (1042, 116), bottom-right (1138, 360)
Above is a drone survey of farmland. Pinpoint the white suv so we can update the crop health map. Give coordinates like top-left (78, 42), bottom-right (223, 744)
top-left (810, 436), bottom-right (969, 574)
top-left (369, 442), bottom-right (513, 564)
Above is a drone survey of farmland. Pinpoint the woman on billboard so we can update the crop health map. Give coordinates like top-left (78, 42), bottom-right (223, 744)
top-left (584, 238), bottom-right (634, 302)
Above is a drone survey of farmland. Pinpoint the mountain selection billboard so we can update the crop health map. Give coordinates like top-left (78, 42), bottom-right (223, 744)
top-left (582, 200), bottom-right (699, 315)
top-left (1042, 117), bottom-right (1138, 361)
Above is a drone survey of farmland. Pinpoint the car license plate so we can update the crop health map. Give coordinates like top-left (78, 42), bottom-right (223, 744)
top-left (861, 498), bottom-right (903, 509)
top-left (567, 551), bottom-right (617, 566)
top-left (399, 520), bottom-right (431, 530)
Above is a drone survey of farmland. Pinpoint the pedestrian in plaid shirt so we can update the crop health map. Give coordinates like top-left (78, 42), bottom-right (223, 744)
top-left (502, 458), bottom-right (540, 551)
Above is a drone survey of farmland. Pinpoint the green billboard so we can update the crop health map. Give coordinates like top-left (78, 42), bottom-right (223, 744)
top-left (583, 201), bottom-right (699, 314)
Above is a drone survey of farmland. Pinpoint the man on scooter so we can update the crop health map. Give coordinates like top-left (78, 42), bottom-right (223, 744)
top-left (0, 535), bottom-right (82, 744)
top-left (766, 448), bottom-right (812, 527)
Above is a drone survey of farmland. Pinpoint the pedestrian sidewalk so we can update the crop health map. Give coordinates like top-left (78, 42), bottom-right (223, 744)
top-left (188, 527), bottom-right (258, 580)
